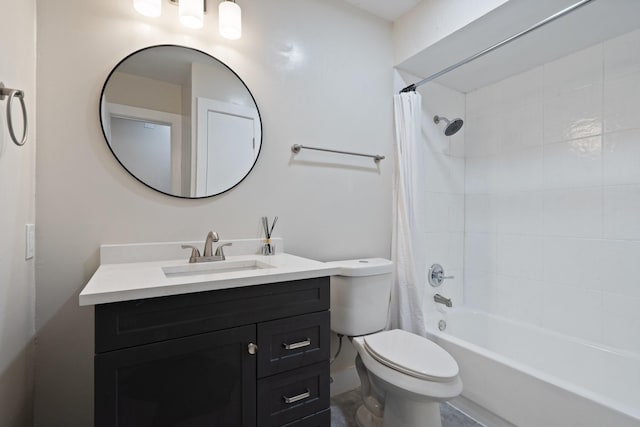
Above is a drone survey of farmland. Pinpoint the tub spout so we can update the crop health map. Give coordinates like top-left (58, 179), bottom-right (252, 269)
top-left (434, 293), bottom-right (452, 307)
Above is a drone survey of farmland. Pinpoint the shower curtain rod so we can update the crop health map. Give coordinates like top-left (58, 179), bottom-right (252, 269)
top-left (399, 0), bottom-right (596, 93)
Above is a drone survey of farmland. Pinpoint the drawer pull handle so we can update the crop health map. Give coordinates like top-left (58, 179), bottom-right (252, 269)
top-left (283, 389), bottom-right (310, 404)
top-left (282, 338), bottom-right (311, 350)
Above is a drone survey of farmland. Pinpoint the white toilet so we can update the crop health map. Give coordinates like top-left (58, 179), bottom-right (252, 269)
top-left (327, 258), bottom-right (462, 427)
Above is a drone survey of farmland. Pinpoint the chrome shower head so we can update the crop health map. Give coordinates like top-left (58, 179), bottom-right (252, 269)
top-left (434, 115), bottom-right (464, 136)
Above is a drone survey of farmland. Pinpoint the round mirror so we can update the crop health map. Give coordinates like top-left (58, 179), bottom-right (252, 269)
top-left (100, 45), bottom-right (262, 198)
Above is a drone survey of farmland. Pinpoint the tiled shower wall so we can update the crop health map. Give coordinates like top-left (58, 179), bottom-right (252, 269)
top-left (463, 28), bottom-right (640, 354)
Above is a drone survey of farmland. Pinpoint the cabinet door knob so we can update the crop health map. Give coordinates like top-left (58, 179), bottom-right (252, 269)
top-left (247, 342), bottom-right (258, 355)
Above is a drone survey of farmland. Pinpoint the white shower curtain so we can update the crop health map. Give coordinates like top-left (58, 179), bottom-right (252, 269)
top-left (390, 91), bottom-right (426, 336)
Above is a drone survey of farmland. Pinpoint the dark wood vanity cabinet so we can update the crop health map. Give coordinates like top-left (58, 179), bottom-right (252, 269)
top-left (94, 277), bottom-right (331, 427)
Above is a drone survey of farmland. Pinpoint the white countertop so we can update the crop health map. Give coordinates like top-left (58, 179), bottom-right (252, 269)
top-left (79, 252), bottom-right (339, 306)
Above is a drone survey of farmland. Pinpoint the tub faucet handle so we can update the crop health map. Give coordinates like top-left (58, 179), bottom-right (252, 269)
top-left (429, 263), bottom-right (454, 287)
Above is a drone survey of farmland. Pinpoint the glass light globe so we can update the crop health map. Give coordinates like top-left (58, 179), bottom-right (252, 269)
top-left (219, 1), bottom-right (242, 40)
top-left (133, 0), bottom-right (162, 17)
top-left (179, 0), bottom-right (204, 29)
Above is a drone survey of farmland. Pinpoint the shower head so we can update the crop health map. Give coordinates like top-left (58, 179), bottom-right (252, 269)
top-left (434, 115), bottom-right (464, 136)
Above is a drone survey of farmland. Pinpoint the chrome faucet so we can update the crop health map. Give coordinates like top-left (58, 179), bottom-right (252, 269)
top-left (182, 231), bottom-right (228, 263)
top-left (434, 293), bottom-right (452, 308)
top-left (203, 231), bottom-right (219, 257)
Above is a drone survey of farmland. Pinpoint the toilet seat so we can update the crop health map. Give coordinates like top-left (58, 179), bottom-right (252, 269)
top-left (363, 329), bottom-right (459, 382)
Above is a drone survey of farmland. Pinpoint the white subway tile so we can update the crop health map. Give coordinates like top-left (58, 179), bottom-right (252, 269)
top-left (542, 188), bottom-right (603, 238)
top-left (602, 294), bottom-right (640, 354)
top-left (495, 275), bottom-right (543, 325)
top-left (601, 240), bottom-right (640, 298)
top-left (604, 28), bottom-right (640, 80)
top-left (495, 147), bottom-right (543, 193)
top-left (539, 284), bottom-right (603, 343)
top-left (465, 156), bottom-right (496, 194)
top-left (463, 271), bottom-right (495, 310)
top-left (603, 129), bottom-right (640, 185)
top-left (542, 237), bottom-right (605, 290)
top-left (543, 83), bottom-right (603, 144)
top-left (604, 71), bottom-right (640, 133)
top-left (464, 113), bottom-right (501, 158)
top-left (604, 184), bottom-right (640, 240)
top-left (496, 234), bottom-right (543, 280)
top-left (544, 44), bottom-right (603, 97)
top-left (421, 193), bottom-right (460, 233)
top-left (464, 232), bottom-right (497, 275)
top-left (424, 149), bottom-right (465, 194)
top-left (424, 232), bottom-right (464, 272)
top-left (465, 194), bottom-right (495, 233)
top-left (542, 136), bottom-right (602, 189)
top-left (495, 192), bottom-right (544, 235)
top-left (498, 101), bottom-right (544, 154)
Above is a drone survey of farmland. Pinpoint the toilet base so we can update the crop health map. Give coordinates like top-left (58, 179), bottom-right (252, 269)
top-left (384, 395), bottom-right (442, 427)
top-left (356, 405), bottom-right (383, 427)
top-left (355, 398), bottom-right (442, 427)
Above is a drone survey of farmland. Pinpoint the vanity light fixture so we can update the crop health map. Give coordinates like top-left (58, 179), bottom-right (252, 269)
top-left (134, 0), bottom-right (162, 17)
top-left (218, 0), bottom-right (242, 40)
top-left (179, 0), bottom-right (204, 29)
top-left (133, 0), bottom-right (241, 39)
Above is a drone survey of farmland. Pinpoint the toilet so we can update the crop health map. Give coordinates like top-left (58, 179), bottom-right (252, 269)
top-left (327, 259), bottom-right (462, 427)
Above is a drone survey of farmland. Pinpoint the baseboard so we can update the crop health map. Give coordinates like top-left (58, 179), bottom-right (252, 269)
top-left (330, 365), bottom-right (360, 397)
top-left (448, 396), bottom-right (515, 427)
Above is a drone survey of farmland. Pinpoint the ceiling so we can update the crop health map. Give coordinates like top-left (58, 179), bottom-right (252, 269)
top-left (396, 0), bottom-right (640, 92)
top-left (341, 0), bottom-right (420, 21)
top-left (341, 0), bottom-right (640, 93)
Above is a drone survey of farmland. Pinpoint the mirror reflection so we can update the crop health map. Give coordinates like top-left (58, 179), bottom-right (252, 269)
top-left (100, 45), bottom-right (262, 198)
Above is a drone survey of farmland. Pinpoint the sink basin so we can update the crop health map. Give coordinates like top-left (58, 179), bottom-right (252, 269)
top-left (163, 259), bottom-right (275, 278)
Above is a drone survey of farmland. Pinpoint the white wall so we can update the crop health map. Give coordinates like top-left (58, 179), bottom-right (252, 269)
top-left (464, 28), bottom-right (640, 354)
top-left (392, 0), bottom-right (508, 65)
top-left (395, 71), bottom-right (466, 323)
top-left (35, 0), bottom-right (393, 424)
top-left (0, 0), bottom-right (37, 425)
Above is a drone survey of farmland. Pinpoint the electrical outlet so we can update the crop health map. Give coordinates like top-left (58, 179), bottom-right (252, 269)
top-left (25, 224), bottom-right (35, 260)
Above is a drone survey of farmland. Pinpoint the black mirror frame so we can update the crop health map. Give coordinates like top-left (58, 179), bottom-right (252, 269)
top-left (99, 44), bottom-right (263, 199)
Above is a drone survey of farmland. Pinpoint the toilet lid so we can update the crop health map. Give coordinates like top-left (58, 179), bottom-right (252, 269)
top-left (363, 329), bottom-right (459, 382)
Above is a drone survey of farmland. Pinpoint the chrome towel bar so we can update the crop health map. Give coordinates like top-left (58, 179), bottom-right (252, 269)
top-left (0, 82), bottom-right (28, 146)
top-left (291, 144), bottom-right (384, 163)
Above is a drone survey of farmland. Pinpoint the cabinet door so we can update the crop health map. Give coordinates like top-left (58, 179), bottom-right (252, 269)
top-left (95, 325), bottom-right (256, 427)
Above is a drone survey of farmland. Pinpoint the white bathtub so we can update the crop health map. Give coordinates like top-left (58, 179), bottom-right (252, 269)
top-left (426, 309), bottom-right (640, 427)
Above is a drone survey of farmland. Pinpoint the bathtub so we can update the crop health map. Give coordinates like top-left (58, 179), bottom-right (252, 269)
top-left (425, 309), bottom-right (640, 427)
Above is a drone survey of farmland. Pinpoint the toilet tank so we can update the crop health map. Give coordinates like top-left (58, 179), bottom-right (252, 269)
top-left (326, 258), bottom-right (393, 336)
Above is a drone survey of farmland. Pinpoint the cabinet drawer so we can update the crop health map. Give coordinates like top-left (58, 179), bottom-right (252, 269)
top-left (257, 362), bottom-right (329, 427)
top-left (258, 311), bottom-right (330, 378)
top-left (96, 277), bottom-right (329, 353)
top-left (282, 409), bottom-right (330, 427)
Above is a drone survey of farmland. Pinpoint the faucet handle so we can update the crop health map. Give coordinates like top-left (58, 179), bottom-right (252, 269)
top-left (214, 242), bottom-right (233, 259)
top-left (181, 245), bottom-right (201, 263)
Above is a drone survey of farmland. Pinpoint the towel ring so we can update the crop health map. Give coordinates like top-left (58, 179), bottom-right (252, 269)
top-left (0, 82), bottom-right (28, 146)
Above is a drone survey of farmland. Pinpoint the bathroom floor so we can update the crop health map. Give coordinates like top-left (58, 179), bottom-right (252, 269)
top-left (330, 388), bottom-right (484, 427)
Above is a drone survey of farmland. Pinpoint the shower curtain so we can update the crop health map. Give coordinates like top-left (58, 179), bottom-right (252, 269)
top-left (390, 91), bottom-right (426, 336)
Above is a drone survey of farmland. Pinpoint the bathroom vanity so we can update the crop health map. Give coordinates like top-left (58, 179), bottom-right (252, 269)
top-left (80, 240), bottom-right (338, 427)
